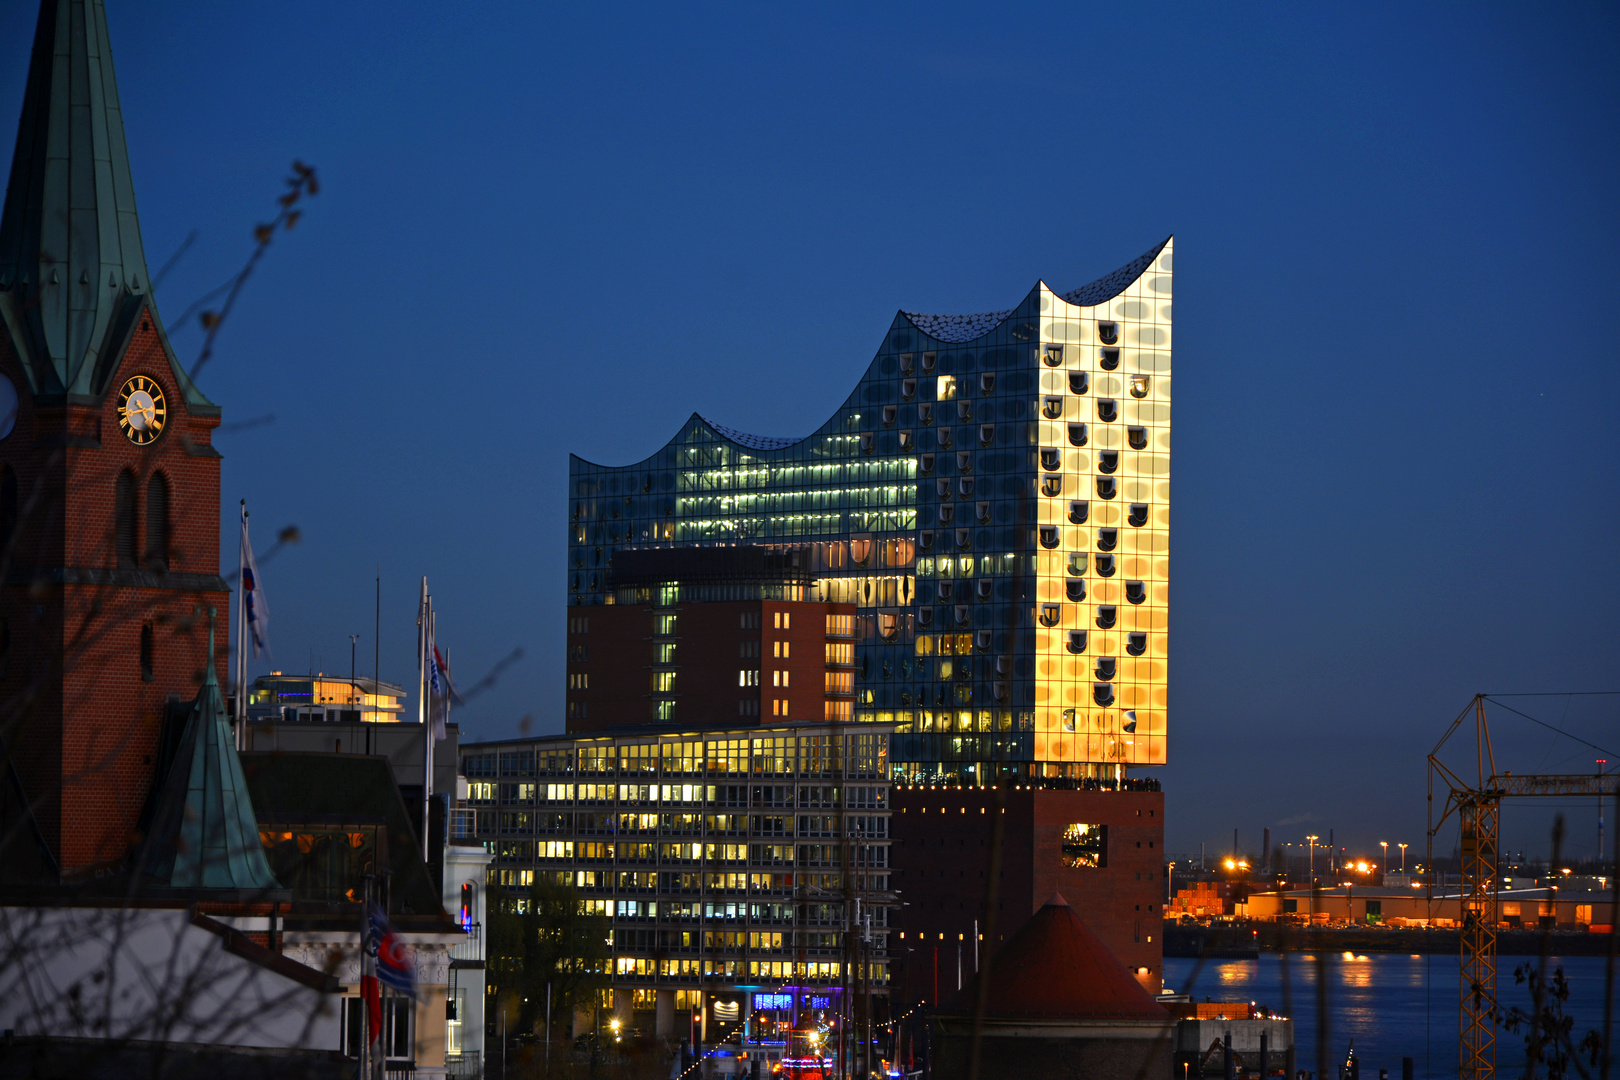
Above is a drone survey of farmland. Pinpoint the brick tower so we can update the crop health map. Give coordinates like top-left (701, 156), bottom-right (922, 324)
top-left (0, 0), bottom-right (228, 879)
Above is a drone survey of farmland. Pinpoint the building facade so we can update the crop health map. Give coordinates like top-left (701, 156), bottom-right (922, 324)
top-left (460, 722), bottom-right (893, 1047)
top-left (568, 239), bottom-right (1173, 784)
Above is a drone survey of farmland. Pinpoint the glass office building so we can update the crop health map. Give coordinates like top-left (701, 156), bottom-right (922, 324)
top-left (569, 239), bottom-right (1173, 783)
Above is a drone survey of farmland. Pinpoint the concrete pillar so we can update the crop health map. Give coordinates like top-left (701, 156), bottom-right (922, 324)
top-left (656, 989), bottom-right (675, 1038)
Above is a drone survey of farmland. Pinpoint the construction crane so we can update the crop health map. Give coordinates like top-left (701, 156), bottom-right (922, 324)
top-left (1427, 694), bottom-right (1618, 1080)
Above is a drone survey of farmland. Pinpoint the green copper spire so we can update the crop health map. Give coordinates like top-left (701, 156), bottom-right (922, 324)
top-left (140, 609), bottom-right (280, 892)
top-left (0, 0), bottom-right (213, 411)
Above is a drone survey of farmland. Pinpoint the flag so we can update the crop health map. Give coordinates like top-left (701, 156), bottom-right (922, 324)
top-left (361, 903), bottom-right (382, 1047)
top-left (370, 903), bottom-right (417, 999)
top-left (429, 643), bottom-right (465, 743)
top-left (239, 516), bottom-right (269, 657)
top-left (427, 644), bottom-right (446, 743)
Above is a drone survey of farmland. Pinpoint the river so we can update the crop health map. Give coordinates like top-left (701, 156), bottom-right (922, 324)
top-left (1163, 953), bottom-right (1614, 1079)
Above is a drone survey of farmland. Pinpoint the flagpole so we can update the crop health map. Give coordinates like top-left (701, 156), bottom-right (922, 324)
top-left (418, 578), bottom-right (431, 860)
top-left (235, 500), bottom-right (248, 750)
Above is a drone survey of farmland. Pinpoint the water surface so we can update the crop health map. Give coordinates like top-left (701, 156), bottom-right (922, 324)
top-left (1163, 953), bottom-right (1614, 1079)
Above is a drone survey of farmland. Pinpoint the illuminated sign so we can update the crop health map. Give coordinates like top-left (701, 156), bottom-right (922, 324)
top-left (753, 993), bottom-right (794, 1010)
top-left (810, 996), bottom-right (831, 1010)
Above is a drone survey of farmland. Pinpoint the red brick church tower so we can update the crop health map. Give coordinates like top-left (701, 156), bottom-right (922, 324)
top-left (0, 0), bottom-right (229, 879)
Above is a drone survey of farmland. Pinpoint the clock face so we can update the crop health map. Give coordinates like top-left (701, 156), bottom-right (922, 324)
top-left (116, 375), bottom-right (167, 445)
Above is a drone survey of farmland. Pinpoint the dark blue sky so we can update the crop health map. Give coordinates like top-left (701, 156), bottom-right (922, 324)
top-left (4, 2), bottom-right (1615, 860)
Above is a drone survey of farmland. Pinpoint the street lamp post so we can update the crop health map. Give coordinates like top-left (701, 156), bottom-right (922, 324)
top-left (1166, 861), bottom-right (1175, 908)
top-left (1306, 836), bottom-right (1319, 882)
top-left (1398, 843), bottom-right (1408, 872)
top-left (1379, 841), bottom-right (1388, 876)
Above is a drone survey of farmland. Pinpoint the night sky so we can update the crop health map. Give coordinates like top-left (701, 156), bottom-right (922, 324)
top-left (2, 2), bottom-right (1615, 862)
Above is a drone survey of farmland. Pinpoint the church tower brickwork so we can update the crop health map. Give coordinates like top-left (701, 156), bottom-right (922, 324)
top-left (0, 0), bottom-right (229, 878)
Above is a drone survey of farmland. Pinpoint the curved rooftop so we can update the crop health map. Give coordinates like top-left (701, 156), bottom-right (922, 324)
top-left (901, 237), bottom-right (1170, 344)
top-left (699, 416), bottom-right (800, 452)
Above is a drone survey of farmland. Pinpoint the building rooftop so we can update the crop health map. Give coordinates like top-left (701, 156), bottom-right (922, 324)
top-left (461, 716), bottom-right (897, 750)
top-left (901, 237), bottom-right (1171, 344)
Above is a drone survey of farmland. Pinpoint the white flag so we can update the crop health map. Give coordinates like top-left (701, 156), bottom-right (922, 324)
top-left (240, 516), bottom-right (269, 657)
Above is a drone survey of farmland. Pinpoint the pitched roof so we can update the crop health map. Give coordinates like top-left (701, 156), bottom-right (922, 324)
top-left (137, 616), bottom-right (282, 893)
top-left (942, 893), bottom-right (1169, 1021)
top-left (0, 0), bottom-right (214, 410)
top-left (237, 751), bottom-right (446, 918)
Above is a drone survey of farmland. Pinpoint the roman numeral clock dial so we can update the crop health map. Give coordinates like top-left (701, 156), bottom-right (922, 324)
top-left (116, 375), bottom-right (167, 445)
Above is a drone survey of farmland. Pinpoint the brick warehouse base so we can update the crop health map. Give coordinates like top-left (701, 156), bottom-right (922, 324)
top-left (889, 784), bottom-right (1165, 1001)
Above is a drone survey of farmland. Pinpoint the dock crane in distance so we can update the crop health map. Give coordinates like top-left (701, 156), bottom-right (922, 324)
top-left (1427, 694), bottom-right (1619, 1080)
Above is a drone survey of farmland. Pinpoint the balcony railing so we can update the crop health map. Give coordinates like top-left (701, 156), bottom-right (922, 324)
top-left (450, 922), bottom-right (483, 967)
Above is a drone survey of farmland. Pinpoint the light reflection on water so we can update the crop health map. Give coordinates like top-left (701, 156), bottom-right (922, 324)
top-left (1163, 954), bottom-right (1612, 1080)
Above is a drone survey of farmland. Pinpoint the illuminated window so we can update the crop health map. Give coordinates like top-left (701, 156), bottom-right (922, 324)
top-left (1130, 375), bottom-right (1150, 398)
top-left (739, 670), bottom-right (759, 687)
top-left (1125, 581), bottom-right (1146, 605)
top-left (1095, 554), bottom-right (1115, 577)
top-left (1127, 633), bottom-right (1147, 656)
top-left (773, 670), bottom-right (789, 687)
top-left (1068, 423), bottom-right (1088, 447)
top-left (1069, 371), bottom-right (1089, 395)
top-left (1062, 709), bottom-right (1076, 732)
top-left (1062, 823), bottom-right (1107, 868)
top-left (1095, 605), bottom-right (1117, 629)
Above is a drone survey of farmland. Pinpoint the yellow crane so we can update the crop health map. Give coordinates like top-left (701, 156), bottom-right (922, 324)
top-left (1427, 694), bottom-right (1618, 1080)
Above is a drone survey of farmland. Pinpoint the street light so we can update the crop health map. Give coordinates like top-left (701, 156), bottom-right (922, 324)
top-left (1398, 842), bottom-right (1408, 872)
top-left (1306, 835), bottom-right (1319, 881)
top-left (1380, 841), bottom-right (1388, 875)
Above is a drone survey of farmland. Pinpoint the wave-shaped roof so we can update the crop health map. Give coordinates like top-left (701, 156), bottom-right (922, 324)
top-left (901, 237), bottom-right (1170, 344)
top-left (700, 416), bottom-right (800, 451)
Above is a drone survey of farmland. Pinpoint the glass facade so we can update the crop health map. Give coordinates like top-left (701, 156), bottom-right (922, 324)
top-left (569, 240), bottom-right (1173, 783)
